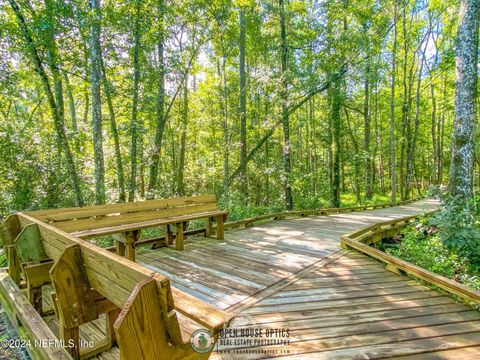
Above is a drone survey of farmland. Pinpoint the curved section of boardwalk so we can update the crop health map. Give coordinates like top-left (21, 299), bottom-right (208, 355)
top-left (136, 199), bottom-right (480, 359)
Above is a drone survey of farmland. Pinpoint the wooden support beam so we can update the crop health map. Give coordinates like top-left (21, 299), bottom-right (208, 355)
top-left (216, 215), bottom-right (225, 240)
top-left (175, 223), bottom-right (184, 250)
top-left (113, 231), bottom-right (140, 261)
top-left (206, 217), bottom-right (213, 237)
top-left (116, 241), bottom-right (126, 257)
top-left (60, 326), bottom-right (80, 360)
top-left (5, 245), bottom-right (21, 285)
top-left (166, 224), bottom-right (174, 244)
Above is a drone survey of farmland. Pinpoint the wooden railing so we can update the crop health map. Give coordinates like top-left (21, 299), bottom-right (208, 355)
top-left (220, 197), bottom-right (424, 230)
top-left (340, 213), bottom-right (480, 306)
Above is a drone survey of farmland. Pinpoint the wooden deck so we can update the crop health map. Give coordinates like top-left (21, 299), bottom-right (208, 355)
top-left (133, 199), bottom-right (480, 359)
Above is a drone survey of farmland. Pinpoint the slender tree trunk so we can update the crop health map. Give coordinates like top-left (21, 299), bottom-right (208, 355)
top-left (128, 1), bottom-right (141, 202)
top-left (430, 81), bottom-right (437, 183)
top-left (330, 77), bottom-right (341, 207)
top-left (345, 109), bottom-right (361, 203)
top-left (62, 71), bottom-right (77, 134)
top-left (89, 0), bottom-right (106, 204)
top-left (406, 34), bottom-right (428, 198)
top-left (177, 76), bottom-right (188, 196)
top-left (364, 60), bottom-right (372, 200)
top-left (449, 0), bottom-right (479, 201)
top-left (218, 57), bottom-right (229, 196)
top-left (239, 8), bottom-right (247, 195)
top-left (148, 0), bottom-right (165, 196)
top-left (389, 0), bottom-right (398, 203)
top-left (438, 77), bottom-right (447, 183)
top-left (279, 0), bottom-right (293, 210)
top-left (101, 57), bottom-right (126, 202)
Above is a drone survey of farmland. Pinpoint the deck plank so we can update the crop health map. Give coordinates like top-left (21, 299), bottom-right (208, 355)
top-left (36, 199), bottom-right (479, 359)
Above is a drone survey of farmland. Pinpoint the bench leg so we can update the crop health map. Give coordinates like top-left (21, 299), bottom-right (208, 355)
top-left (116, 242), bottom-right (126, 257)
top-left (206, 217), bottom-right (213, 237)
top-left (107, 308), bottom-right (121, 346)
top-left (28, 284), bottom-right (43, 314)
top-left (216, 215), bottom-right (225, 240)
top-left (176, 223), bottom-right (184, 250)
top-left (61, 326), bottom-right (80, 360)
top-left (166, 225), bottom-right (174, 245)
top-left (125, 230), bottom-right (139, 262)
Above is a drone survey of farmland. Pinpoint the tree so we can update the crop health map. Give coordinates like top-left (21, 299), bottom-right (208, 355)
top-left (389, 0), bottom-right (398, 203)
top-left (279, 0), bottom-right (293, 210)
top-left (448, 0), bottom-right (479, 202)
top-left (89, 0), bottom-right (106, 204)
top-left (239, 7), bottom-right (247, 196)
top-left (148, 0), bottom-right (166, 197)
top-left (128, 0), bottom-right (142, 202)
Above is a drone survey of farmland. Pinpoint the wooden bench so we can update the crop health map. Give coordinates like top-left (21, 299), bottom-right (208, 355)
top-left (0, 212), bottom-right (231, 360)
top-left (24, 194), bottom-right (228, 260)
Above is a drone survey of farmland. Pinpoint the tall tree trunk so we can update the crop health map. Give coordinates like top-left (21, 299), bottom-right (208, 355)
top-left (218, 57), bottom-right (229, 196)
top-left (345, 109), bottom-right (361, 204)
top-left (9, 0), bottom-right (84, 206)
top-left (279, 0), bottom-right (293, 210)
top-left (330, 77), bottom-right (341, 207)
top-left (177, 76), bottom-right (188, 196)
top-left (128, 1), bottom-right (141, 202)
top-left (430, 81), bottom-right (437, 183)
top-left (89, 0), bottom-right (106, 204)
top-left (62, 71), bottom-right (77, 134)
top-left (364, 60), bottom-right (372, 200)
top-left (100, 57), bottom-right (126, 202)
top-left (147, 0), bottom-right (165, 197)
top-left (389, 0), bottom-right (398, 203)
top-left (406, 34), bottom-right (428, 198)
top-left (239, 8), bottom-right (247, 196)
top-left (449, 0), bottom-right (479, 202)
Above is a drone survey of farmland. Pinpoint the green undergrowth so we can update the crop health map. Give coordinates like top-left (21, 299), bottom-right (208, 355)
top-left (380, 219), bottom-right (480, 292)
top-left (223, 193), bottom-right (393, 222)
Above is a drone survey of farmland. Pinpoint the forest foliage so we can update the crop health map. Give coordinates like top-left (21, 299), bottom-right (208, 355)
top-left (0, 0), bottom-right (476, 218)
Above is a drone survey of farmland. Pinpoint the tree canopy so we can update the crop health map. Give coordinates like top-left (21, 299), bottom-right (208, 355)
top-left (0, 0), bottom-right (477, 215)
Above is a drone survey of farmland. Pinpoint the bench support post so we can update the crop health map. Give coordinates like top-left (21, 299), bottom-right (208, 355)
top-left (175, 223), bottom-right (184, 250)
top-left (166, 225), bottom-right (174, 245)
top-left (116, 242), bottom-right (126, 257)
top-left (206, 217), bottom-right (213, 237)
top-left (113, 230), bottom-right (140, 261)
top-left (216, 215), bottom-right (225, 240)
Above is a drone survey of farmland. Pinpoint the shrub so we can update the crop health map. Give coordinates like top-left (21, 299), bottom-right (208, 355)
top-left (429, 193), bottom-right (480, 266)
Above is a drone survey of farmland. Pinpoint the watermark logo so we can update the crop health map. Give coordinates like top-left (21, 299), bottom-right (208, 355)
top-left (190, 329), bottom-right (214, 354)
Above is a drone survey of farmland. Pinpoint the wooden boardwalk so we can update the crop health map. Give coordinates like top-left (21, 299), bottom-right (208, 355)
top-left (134, 199), bottom-right (480, 359)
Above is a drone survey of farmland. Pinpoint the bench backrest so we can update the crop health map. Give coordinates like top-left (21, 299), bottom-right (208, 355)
top-left (25, 194), bottom-right (218, 233)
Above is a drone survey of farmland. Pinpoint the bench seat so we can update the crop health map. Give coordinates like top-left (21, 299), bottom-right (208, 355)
top-left (71, 210), bottom-right (228, 239)
top-left (26, 195), bottom-right (229, 259)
